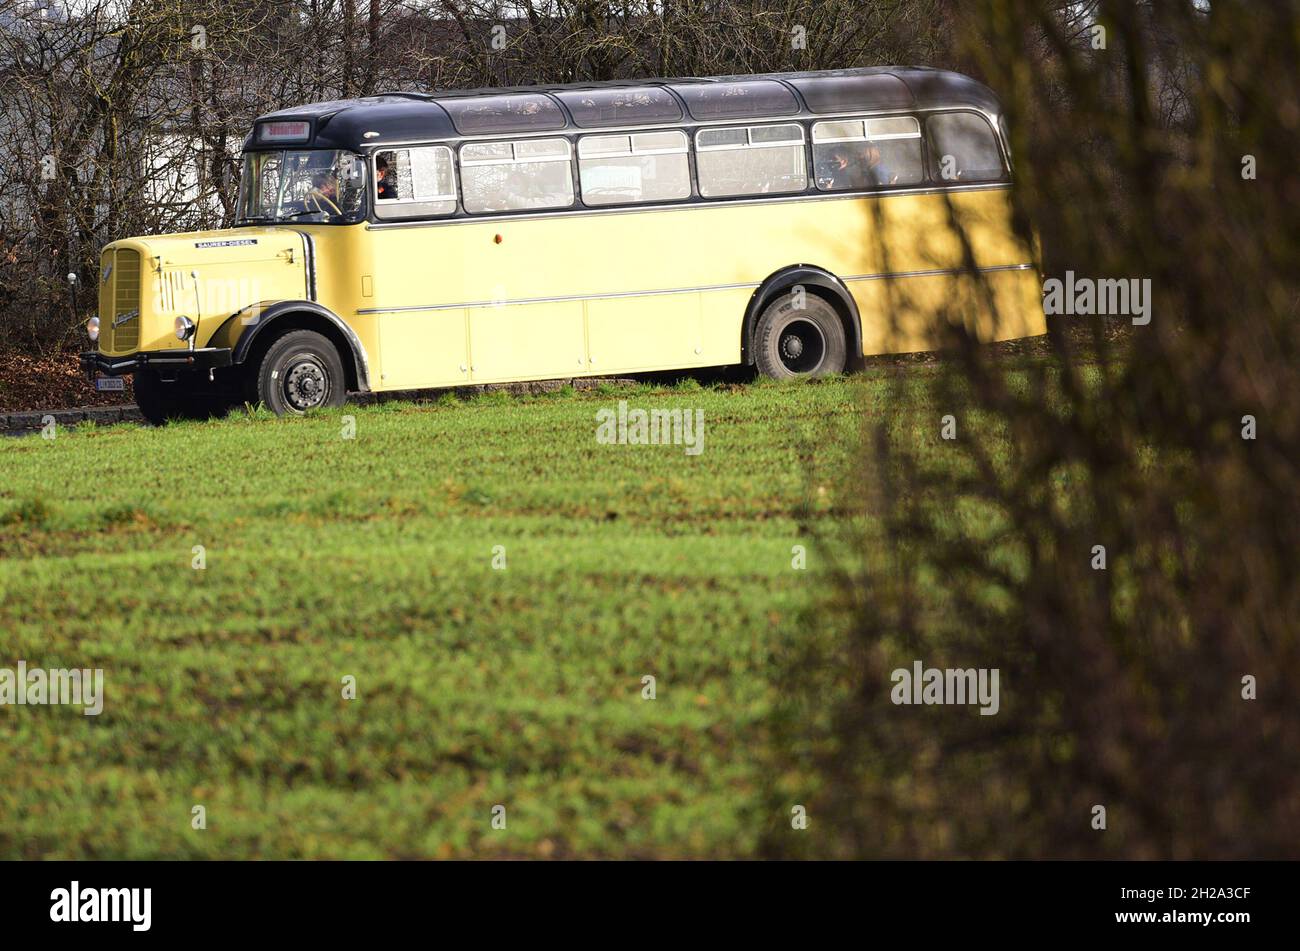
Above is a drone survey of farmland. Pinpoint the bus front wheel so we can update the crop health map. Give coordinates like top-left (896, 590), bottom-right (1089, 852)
top-left (753, 293), bottom-right (847, 380)
top-left (246, 329), bottom-right (347, 416)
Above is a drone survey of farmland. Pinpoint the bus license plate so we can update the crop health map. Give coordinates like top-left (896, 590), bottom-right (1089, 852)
top-left (95, 376), bottom-right (126, 392)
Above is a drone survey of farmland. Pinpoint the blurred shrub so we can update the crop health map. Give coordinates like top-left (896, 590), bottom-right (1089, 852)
top-left (767, 0), bottom-right (1300, 859)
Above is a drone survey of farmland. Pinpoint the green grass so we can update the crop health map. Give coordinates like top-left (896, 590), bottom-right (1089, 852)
top-left (0, 375), bottom-right (868, 858)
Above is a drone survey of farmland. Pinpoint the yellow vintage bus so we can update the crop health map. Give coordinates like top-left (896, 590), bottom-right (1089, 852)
top-left (81, 67), bottom-right (1045, 423)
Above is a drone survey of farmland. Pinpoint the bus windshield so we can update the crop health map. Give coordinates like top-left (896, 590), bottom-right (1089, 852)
top-left (238, 150), bottom-right (367, 225)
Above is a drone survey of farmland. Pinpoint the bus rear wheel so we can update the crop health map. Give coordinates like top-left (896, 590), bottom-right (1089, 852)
top-left (247, 329), bottom-right (347, 416)
top-left (753, 293), bottom-right (848, 380)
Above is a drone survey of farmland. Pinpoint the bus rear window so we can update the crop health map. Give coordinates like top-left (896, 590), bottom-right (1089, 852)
top-left (926, 112), bottom-right (1007, 182)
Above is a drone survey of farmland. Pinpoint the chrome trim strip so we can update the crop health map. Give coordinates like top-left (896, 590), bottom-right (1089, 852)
top-left (842, 262), bottom-right (1035, 283)
top-left (357, 263), bottom-right (1036, 316)
top-left (295, 231), bottom-right (317, 301)
top-left (362, 180), bottom-right (1012, 230)
top-left (358, 280), bottom-right (761, 315)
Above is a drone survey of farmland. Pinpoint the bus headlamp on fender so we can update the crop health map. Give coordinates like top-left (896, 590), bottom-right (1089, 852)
top-left (86, 316), bottom-right (100, 342)
top-left (175, 315), bottom-right (195, 341)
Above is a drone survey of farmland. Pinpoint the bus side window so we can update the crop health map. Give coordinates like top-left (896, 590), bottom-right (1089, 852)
top-left (460, 138), bottom-right (575, 213)
top-left (577, 130), bottom-right (691, 206)
top-left (695, 123), bottom-right (806, 198)
top-left (373, 146), bottom-right (458, 220)
top-left (926, 112), bottom-right (1007, 183)
top-left (812, 116), bottom-right (923, 191)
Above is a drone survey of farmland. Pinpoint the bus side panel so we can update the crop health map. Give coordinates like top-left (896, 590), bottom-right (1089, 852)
top-left (468, 301), bottom-right (586, 383)
top-left (850, 267), bottom-right (1046, 356)
top-left (378, 308), bottom-right (469, 388)
top-left (299, 223), bottom-right (383, 387)
top-left (698, 288), bottom-right (749, 366)
top-left (585, 292), bottom-right (703, 373)
top-left (365, 225), bottom-right (465, 390)
top-left (358, 185), bottom-right (1040, 389)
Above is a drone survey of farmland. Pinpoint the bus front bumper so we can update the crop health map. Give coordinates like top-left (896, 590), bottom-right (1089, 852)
top-left (81, 348), bottom-right (233, 378)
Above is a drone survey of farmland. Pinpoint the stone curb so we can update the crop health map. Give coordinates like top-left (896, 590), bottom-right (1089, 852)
top-left (1, 404), bottom-right (143, 433)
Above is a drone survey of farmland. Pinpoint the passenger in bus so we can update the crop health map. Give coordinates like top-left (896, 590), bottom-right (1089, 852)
top-left (305, 172), bottom-right (342, 216)
top-left (376, 155), bottom-right (396, 200)
top-left (864, 143), bottom-right (898, 186)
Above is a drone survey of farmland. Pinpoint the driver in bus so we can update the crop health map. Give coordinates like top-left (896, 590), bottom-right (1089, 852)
top-left (376, 155), bottom-right (396, 200)
top-left (819, 147), bottom-right (867, 190)
top-left (305, 171), bottom-right (343, 216)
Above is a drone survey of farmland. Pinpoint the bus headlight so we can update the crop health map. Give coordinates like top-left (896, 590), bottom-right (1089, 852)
top-left (87, 316), bottom-right (100, 342)
top-left (175, 315), bottom-right (195, 340)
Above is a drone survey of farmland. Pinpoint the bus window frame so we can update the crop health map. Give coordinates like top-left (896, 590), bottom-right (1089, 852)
top-left (354, 108), bottom-right (1013, 226)
top-left (921, 109), bottom-right (1011, 185)
top-left (575, 128), bottom-right (693, 208)
top-left (457, 135), bottom-right (578, 215)
top-left (371, 144), bottom-right (461, 219)
top-left (693, 121), bottom-right (808, 198)
top-left (236, 148), bottom-right (371, 226)
top-left (809, 114), bottom-right (925, 192)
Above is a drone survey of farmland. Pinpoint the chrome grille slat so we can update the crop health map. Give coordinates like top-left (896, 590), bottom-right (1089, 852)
top-left (112, 248), bottom-right (140, 351)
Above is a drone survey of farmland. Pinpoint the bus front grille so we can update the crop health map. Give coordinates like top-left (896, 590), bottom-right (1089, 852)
top-left (110, 248), bottom-right (141, 351)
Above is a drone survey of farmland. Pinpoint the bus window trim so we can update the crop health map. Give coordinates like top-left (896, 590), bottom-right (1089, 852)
top-left (811, 115), bottom-right (922, 145)
top-left (459, 136), bottom-right (577, 214)
top-left (372, 144), bottom-right (459, 209)
top-left (694, 123), bottom-right (806, 153)
top-left (576, 129), bottom-right (693, 208)
top-left (348, 108), bottom-right (1009, 223)
top-left (460, 138), bottom-right (573, 167)
top-left (922, 109), bottom-right (1011, 184)
top-left (577, 130), bottom-right (690, 160)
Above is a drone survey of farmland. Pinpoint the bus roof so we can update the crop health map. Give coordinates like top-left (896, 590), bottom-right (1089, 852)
top-left (246, 67), bottom-right (1003, 152)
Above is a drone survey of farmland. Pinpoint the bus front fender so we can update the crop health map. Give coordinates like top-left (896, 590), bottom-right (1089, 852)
top-left (209, 300), bottom-right (372, 392)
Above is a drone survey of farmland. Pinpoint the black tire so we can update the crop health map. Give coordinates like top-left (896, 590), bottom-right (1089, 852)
top-left (246, 329), bottom-right (347, 416)
top-left (753, 292), bottom-right (848, 380)
top-left (133, 369), bottom-right (230, 426)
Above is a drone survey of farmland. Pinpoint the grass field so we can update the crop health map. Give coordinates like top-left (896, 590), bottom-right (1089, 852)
top-left (0, 374), bottom-right (873, 858)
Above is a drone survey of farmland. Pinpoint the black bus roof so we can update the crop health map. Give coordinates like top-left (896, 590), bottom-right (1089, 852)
top-left (246, 67), bottom-right (1003, 152)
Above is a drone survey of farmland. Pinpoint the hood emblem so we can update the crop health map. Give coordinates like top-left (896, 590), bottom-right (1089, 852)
top-left (112, 310), bottom-right (138, 328)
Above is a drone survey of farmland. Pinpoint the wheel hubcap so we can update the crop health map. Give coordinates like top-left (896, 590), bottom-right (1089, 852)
top-left (777, 319), bottom-right (826, 374)
top-left (284, 359), bottom-right (328, 411)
